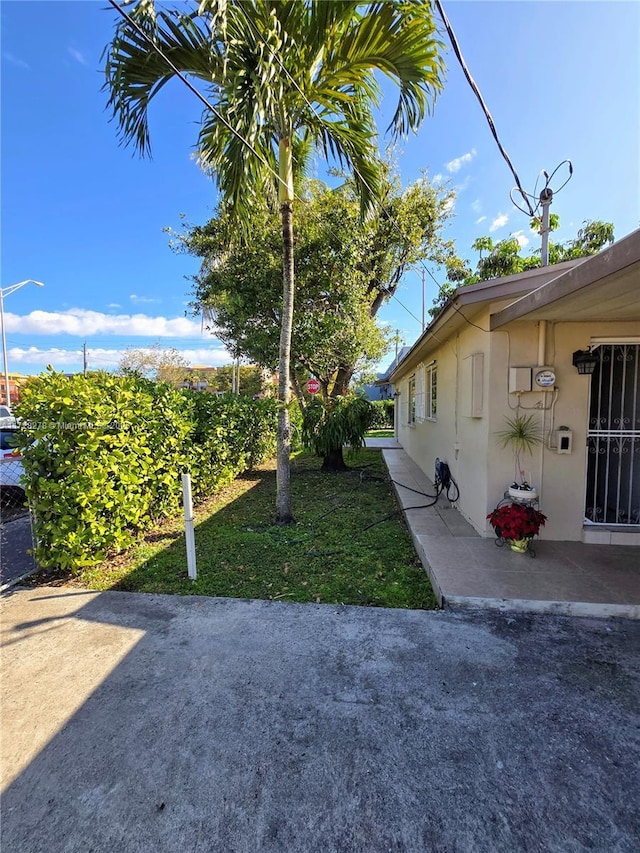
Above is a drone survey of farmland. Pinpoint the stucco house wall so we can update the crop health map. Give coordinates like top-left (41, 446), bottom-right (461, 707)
top-left (391, 233), bottom-right (640, 545)
top-left (485, 318), bottom-right (640, 541)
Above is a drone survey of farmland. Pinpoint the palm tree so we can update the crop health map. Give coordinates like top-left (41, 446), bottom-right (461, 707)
top-left (104, 0), bottom-right (445, 523)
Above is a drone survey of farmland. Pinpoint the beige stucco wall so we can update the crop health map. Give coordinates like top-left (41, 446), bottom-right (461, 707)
top-left (396, 305), bottom-right (495, 534)
top-left (395, 312), bottom-right (640, 542)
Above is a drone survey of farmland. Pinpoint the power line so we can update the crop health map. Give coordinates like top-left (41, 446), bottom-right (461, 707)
top-left (107, 0), bottom-right (487, 341)
top-left (105, 0), bottom-right (291, 198)
top-left (433, 0), bottom-right (534, 217)
top-left (235, 1), bottom-right (489, 335)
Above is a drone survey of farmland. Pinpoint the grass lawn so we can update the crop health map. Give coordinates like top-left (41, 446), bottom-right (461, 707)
top-left (365, 429), bottom-right (395, 438)
top-left (37, 450), bottom-right (437, 610)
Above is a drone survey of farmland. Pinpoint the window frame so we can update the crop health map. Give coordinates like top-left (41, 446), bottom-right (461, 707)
top-left (407, 375), bottom-right (416, 425)
top-left (425, 362), bottom-right (437, 421)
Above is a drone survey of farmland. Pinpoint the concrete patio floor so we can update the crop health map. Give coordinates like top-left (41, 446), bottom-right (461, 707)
top-left (367, 440), bottom-right (640, 619)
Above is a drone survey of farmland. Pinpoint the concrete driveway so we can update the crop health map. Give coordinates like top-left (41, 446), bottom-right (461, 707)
top-left (2, 587), bottom-right (639, 852)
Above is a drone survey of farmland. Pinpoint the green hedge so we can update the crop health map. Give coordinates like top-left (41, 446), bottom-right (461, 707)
top-left (369, 399), bottom-right (395, 428)
top-left (15, 371), bottom-right (277, 572)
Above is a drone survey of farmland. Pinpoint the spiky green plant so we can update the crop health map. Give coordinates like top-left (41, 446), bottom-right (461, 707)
top-left (497, 413), bottom-right (542, 483)
top-left (302, 395), bottom-right (374, 472)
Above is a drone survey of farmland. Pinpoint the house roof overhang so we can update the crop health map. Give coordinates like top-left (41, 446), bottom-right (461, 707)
top-left (490, 228), bottom-right (640, 329)
top-left (389, 260), bottom-right (582, 382)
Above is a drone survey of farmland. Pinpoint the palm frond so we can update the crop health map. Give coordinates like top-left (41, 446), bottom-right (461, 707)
top-left (103, 7), bottom-right (222, 155)
top-left (319, 0), bottom-right (445, 137)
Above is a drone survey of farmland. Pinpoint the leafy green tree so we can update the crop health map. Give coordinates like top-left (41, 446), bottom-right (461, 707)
top-left (301, 394), bottom-right (375, 472)
top-left (178, 172), bottom-right (454, 467)
top-left (179, 173), bottom-right (454, 397)
top-left (205, 365), bottom-right (265, 398)
top-left (430, 219), bottom-right (614, 319)
top-left (104, 0), bottom-right (445, 523)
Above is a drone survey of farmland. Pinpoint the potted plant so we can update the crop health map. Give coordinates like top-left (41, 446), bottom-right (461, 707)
top-left (496, 413), bottom-right (542, 501)
top-left (487, 502), bottom-right (547, 553)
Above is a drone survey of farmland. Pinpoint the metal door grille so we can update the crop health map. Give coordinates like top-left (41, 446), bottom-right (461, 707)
top-left (585, 344), bottom-right (640, 525)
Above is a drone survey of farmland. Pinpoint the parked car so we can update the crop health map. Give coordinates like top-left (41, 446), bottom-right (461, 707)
top-left (0, 427), bottom-right (25, 494)
top-left (0, 405), bottom-right (17, 429)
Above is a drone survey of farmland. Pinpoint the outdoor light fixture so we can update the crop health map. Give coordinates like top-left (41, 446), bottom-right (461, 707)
top-left (572, 348), bottom-right (598, 376)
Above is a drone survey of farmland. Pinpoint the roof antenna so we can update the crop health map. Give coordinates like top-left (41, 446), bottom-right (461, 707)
top-left (510, 160), bottom-right (574, 265)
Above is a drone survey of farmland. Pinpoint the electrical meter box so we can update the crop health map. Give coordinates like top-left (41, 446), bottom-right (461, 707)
top-left (533, 367), bottom-right (557, 389)
top-left (509, 367), bottom-right (532, 394)
top-left (556, 429), bottom-right (573, 454)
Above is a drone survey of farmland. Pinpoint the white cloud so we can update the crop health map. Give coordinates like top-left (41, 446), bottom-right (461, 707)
top-left (442, 197), bottom-right (455, 214)
top-left (67, 47), bottom-right (86, 65)
top-left (512, 230), bottom-right (530, 249)
top-left (4, 52), bottom-right (30, 69)
top-left (489, 213), bottom-right (509, 232)
top-left (432, 173), bottom-right (443, 183)
top-left (8, 346), bottom-right (232, 371)
top-left (4, 308), bottom-right (202, 338)
top-left (471, 199), bottom-right (482, 213)
top-left (107, 303), bottom-right (121, 309)
top-left (446, 148), bottom-right (476, 173)
top-left (475, 216), bottom-right (487, 225)
top-left (129, 293), bottom-right (161, 304)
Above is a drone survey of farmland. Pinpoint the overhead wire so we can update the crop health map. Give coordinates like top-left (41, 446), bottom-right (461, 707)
top-left (233, 0), bottom-right (492, 336)
top-left (433, 0), bottom-right (534, 217)
top-left (107, 0), bottom-right (430, 333)
top-left (108, 0), bottom-right (559, 350)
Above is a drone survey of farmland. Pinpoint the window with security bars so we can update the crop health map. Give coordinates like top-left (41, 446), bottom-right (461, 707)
top-left (407, 364), bottom-right (436, 424)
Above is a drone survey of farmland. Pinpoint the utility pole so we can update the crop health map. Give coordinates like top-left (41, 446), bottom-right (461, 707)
top-left (539, 187), bottom-right (553, 267)
top-left (83, 342), bottom-right (88, 376)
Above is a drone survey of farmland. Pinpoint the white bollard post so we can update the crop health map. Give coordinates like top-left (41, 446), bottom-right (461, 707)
top-left (181, 472), bottom-right (197, 580)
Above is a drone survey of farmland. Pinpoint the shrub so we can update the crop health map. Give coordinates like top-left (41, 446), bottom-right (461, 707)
top-left (188, 392), bottom-right (277, 497)
top-left (301, 394), bottom-right (375, 458)
top-left (15, 371), bottom-right (277, 572)
top-left (369, 399), bottom-right (395, 428)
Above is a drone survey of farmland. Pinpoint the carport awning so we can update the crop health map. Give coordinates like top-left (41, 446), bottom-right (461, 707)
top-left (490, 228), bottom-right (640, 328)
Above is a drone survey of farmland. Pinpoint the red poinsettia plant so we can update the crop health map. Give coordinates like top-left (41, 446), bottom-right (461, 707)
top-left (487, 503), bottom-right (547, 541)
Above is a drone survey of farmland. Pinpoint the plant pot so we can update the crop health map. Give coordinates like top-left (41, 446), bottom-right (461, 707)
top-left (508, 538), bottom-right (529, 553)
top-left (508, 486), bottom-right (538, 503)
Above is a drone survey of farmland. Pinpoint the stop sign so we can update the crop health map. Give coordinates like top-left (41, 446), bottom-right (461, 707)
top-left (307, 378), bottom-right (320, 394)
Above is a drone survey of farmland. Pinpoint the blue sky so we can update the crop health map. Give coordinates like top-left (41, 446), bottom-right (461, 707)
top-left (2, 0), bottom-right (638, 377)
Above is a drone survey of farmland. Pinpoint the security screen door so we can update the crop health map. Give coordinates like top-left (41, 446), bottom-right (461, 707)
top-left (586, 343), bottom-right (640, 525)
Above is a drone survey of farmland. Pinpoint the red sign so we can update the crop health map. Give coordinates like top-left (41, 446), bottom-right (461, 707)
top-left (306, 379), bottom-right (320, 395)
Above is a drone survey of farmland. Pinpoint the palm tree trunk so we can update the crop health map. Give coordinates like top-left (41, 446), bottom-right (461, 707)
top-left (275, 138), bottom-right (295, 524)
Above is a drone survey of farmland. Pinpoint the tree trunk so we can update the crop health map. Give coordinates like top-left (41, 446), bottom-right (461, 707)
top-left (321, 446), bottom-right (349, 473)
top-left (290, 372), bottom-right (306, 412)
top-left (319, 365), bottom-right (355, 472)
top-left (275, 138), bottom-right (295, 524)
top-left (331, 366), bottom-right (353, 398)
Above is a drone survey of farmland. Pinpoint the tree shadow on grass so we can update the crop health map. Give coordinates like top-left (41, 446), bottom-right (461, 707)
top-left (96, 452), bottom-right (438, 610)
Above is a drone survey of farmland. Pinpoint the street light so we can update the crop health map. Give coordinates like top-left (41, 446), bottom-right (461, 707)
top-left (0, 279), bottom-right (44, 410)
